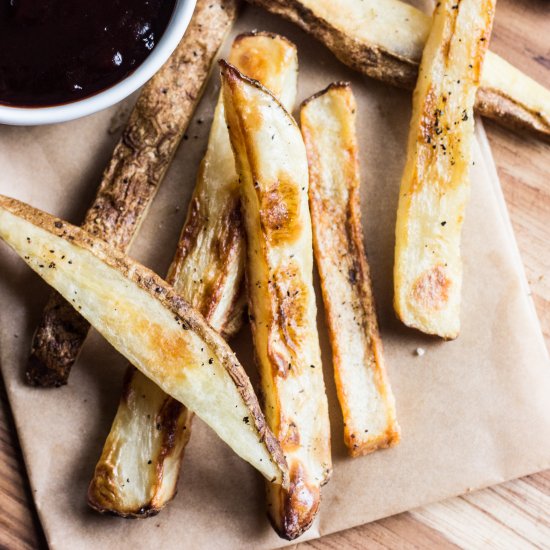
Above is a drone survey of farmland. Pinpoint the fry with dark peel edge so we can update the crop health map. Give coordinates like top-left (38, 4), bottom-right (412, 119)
top-left (88, 32), bottom-right (299, 518)
top-left (246, 0), bottom-right (550, 142)
top-left (221, 61), bottom-right (331, 540)
top-left (394, 0), bottom-right (495, 338)
top-left (301, 82), bottom-right (400, 457)
top-left (0, 194), bottom-right (288, 487)
top-left (26, 0), bottom-right (239, 388)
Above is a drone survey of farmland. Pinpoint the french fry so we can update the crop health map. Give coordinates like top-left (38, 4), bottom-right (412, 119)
top-left (301, 82), bottom-right (400, 456)
top-left (0, 195), bottom-right (288, 487)
top-left (88, 32), bottom-right (299, 518)
top-left (247, 0), bottom-right (550, 142)
top-left (394, 0), bottom-right (495, 338)
top-left (221, 62), bottom-right (331, 540)
top-left (26, 0), bottom-right (239, 387)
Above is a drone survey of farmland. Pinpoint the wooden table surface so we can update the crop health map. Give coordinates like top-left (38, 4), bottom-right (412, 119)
top-left (1, 1), bottom-right (549, 548)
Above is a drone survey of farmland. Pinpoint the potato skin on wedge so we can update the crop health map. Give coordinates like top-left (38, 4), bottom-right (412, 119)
top-left (221, 61), bottom-right (331, 540)
top-left (301, 82), bottom-right (400, 456)
top-left (89, 32), bottom-right (299, 518)
top-left (394, 0), bottom-right (495, 338)
top-left (247, 0), bottom-right (550, 142)
top-left (0, 195), bottom-right (288, 488)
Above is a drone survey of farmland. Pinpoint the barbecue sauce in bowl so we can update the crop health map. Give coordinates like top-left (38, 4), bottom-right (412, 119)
top-left (0, 0), bottom-right (176, 107)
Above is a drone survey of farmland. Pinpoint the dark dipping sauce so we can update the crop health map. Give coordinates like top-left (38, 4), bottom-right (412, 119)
top-left (0, 0), bottom-right (176, 107)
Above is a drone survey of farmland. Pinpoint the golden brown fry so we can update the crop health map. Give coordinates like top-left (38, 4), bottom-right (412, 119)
top-left (394, 0), bottom-right (495, 338)
top-left (26, 0), bottom-right (239, 387)
top-left (88, 32), bottom-right (299, 518)
top-left (0, 194), bottom-right (288, 486)
top-left (222, 61), bottom-right (331, 540)
top-left (301, 82), bottom-right (400, 456)
top-left (247, 0), bottom-right (550, 142)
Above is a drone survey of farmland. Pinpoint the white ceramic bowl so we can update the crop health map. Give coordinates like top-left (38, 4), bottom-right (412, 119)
top-left (0, 0), bottom-right (197, 126)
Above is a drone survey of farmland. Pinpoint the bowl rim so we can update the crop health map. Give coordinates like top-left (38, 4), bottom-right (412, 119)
top-left (0, 0), bottom-right (197, 126)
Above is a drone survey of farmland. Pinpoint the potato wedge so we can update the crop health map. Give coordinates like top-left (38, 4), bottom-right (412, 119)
top-left (0, 195), bottom-right (288, 487)
top-left (26, 0), bottom-right (239, 387)
top-left (247, 0), bottom-right (550, 142)
top-left (301, 83), bottom-right (400, 456)
top-left (222, 62), bottom-right (331, 540)
top-left (394, 0), bottom-right (495, 338)
top-left (88, 32), bottom-right (299, 518)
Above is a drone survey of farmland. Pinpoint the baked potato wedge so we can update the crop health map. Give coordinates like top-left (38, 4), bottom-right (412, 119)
top-left (221, 62), bottom-right (331, 540)
top-left (247, 0), bottom-right (550, 142)
top-left (26, 0), bottom-right (240, 387)
top-left (0, 195), bottom-right (288, 487)
top-left (394, 0), bottom-right (495, 338)
top-left (301, 82), bottom-right (400, 456)
top-left (88, 32), bottom-right (299, 518)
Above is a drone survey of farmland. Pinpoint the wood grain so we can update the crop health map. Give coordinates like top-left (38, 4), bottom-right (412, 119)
top-left (0, 0), bottom-right (548, 548)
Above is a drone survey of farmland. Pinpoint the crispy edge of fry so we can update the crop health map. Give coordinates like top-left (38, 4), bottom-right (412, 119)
top-left (88, 31), bottom-right (299, 518)
top-left (0, 194), bottom-right (288, 488)
top-left (25, 0), bottom-right (240, 387)
top-left (300, 82), bottom-right (400, 456)
top-left (89, 367), bottom-right (194, 518)
top-left (393, 0), bottom-right (495, 338)
top-left (221, 61), bottom-right (331, 540)
top-left (246, 0), bottom-right (550, 142)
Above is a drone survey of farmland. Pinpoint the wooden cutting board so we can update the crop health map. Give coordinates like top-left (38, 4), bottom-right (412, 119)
top-left (0, 0), bottom-right (548, 547)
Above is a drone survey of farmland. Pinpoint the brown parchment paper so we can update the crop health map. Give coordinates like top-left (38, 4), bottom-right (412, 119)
top-left (1, 3), bottom-right (549, 549)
